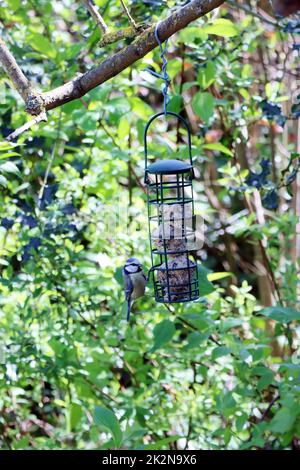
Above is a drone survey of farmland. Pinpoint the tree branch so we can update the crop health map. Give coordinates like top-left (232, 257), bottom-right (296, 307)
top-left (260, 395), bottom-right (280, 422)
top-left (227, 0), bottom-right (278, 27)
top-left (82, 0), bottom-right (108, 34)
top-left (0, 37), bottom-right (31, 100)
top-left (29, 0), bottom-right (225, 113)
top-left (2, 0), bottom-right (224, 139)
top-left (98, 24), bottom-right (147, 48)
top-left (120, 0), bottom-right (138, 30)
top-left (6, 111), bottom-right (47, 142)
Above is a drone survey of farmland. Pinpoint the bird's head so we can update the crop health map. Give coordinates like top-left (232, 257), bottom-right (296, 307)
top-left (124, 257), bottom-right (143, 274)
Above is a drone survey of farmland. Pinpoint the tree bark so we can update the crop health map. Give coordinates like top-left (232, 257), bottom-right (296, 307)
top-left (1, 0), bottom-right (224, 140)
top-left (0, 37), bottom-right (30, 100)
top-left (39, 0), bottom-right (225, 112)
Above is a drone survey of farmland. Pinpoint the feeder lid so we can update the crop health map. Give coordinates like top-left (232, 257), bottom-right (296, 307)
top-left (147, 159), bottom-right (192, 175)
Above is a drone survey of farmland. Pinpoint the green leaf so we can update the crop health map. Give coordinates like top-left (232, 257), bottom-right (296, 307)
top-left (192, 92), bottom-right (215, 123)
top-left (167, 94), bottom-right (183, 114)
top-left (291, 152), bottom-right (300, 161)
top-left (269, 407), bottom-right (297, 433)
top-left (257, 370), bottom-right (273, 391)
top-left (198, 61), bottom-right (216, 90)
top-left (151, 320), bottom-right (176, 352)
top-left (0, 161), bottom-right (20, 175)
top-left (220, 318), bottom-right (243, 332)
top-left (114, 267), bottom-right (123, 286)
top-left (48, 338), bottom-right (65, 355)
top-left (198, 265), bottom-right (215, 296)
top-left (12, 436), bottom-right (29, 450)
top-left (212, 346), bottom-right (231, 360)
top-left (68, 403), bottom-right (83, 431)
top-left (203, 143), bottom-right (233, 157)
top-left (259, 306), bottom-right (300, 323)
top-left (265, 81), bottom-right (280, 101)
top-left (0, 141), bottom-right (19, 151)
top-left (143, 435), bottom-right (181, 450)
top-left (27, 33), bottom-right (57, 59)
top-left (93, 406), bottom-right (122, 448)
top-left (178, 27), bottom-right (208, 43)
top-left (129, 97), bottom-right (152, 120)
top-left (7, 0), bottom-right (21, 10)
top-left (207, 272), bottom-right (232, 281)
top-left (118, 116), bottom-right (130, 140)
top-left (216, 392), bottom-right (236, 415)
top-left (0, 175), bottom-right (7, 187)
top-left (224, 428), bottom-right (231, 446)
top-left (184, 331), bottom-right (209, 350)
top-left (204, 19), bottom-right (240, 37)
top-left (0, 152), bottom-right (20, 159)
top-left (73, 110), bottom-right (99, 132)
top-left (236, 414), bottom-right (248, 432)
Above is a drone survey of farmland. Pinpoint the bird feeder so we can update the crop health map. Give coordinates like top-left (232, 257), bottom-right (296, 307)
top-left (144, 111), bottom-right (199, 303)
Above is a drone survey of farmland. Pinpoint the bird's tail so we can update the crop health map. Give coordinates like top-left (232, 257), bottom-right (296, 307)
top-left (126, 299), bottom-right (131, 322)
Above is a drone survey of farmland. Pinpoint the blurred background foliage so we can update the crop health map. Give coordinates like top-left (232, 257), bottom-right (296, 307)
top-left (0, 0), bottom-right (300, 450)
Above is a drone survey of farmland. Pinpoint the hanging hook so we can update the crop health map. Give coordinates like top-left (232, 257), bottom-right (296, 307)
top-left (145, 21), bottom-right (170, 115)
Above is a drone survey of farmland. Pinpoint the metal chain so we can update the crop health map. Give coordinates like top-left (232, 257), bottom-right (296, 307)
top-left (145, 21), bottom-right (170, 114)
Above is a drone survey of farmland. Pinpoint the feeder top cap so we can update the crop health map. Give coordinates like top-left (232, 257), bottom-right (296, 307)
top-left (147, 159), bottom-right (192, 175)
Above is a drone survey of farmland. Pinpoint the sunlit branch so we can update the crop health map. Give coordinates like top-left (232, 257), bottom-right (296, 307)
top-left (6, 111), bottom-right (47, 142)
top-left (120, 0), bottom-right (138, 29)
top-left (82, 0), bottom-right (108, 34)
top-left (3, 0), bottom-right (225, 139)
top-left (0, 37), bottom-right (31, 100)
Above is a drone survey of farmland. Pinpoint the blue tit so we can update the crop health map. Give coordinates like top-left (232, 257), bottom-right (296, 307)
top-left (122, 258), bottom-right (146, 322)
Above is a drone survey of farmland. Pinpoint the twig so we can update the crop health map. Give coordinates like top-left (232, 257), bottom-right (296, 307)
top-left (130, 164), bottom-right (146, 193)
top-left (184, 415), bottom-right (192, 450)
top-left (227, 0), bottom-right (278, 27)
top-left (0, 37), bottom-right (30, 100)
top-left (120, 0), bottom-right (138, 30)
top-left (6, 111), bottom-right (47, 142)
top-left (82, 375), bottom-right (119, 404)
top-left (38, 109), bottom-right (61, 202)
top-left (260, 395), bottom-right (280, 421)
top-left (176, 43), bottom-right (185, 144)
top-left (82, 0), bottom-right (108, 34)
top-left (258, 237), bottom-right (282, 304)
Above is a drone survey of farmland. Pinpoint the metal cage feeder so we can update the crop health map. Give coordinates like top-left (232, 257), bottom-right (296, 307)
top-left (144, 111), bottom-right (200, 303)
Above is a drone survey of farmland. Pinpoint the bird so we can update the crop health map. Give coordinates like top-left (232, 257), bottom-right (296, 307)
top-left (122, 258), bottom-right (147, 322)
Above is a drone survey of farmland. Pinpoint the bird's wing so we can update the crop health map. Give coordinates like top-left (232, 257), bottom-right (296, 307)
top-left (123, 269), bottom-right (133, 300)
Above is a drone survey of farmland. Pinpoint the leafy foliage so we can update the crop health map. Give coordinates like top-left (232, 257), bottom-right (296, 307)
top-left (0, 0), bottom-right (300, 451)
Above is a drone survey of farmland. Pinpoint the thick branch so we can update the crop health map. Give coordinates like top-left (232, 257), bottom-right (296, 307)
top-left (1, 0), bottom-right (224, 136)
top-left (0, 37), bottom-right (31, 100)
top-left (41, 0), bottom-right (225, 112)
top-left (82, 0), bottom-right (108, 34)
